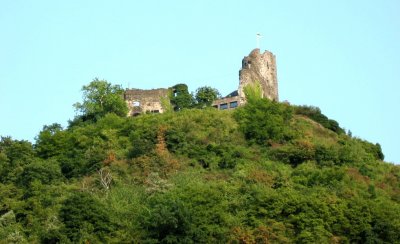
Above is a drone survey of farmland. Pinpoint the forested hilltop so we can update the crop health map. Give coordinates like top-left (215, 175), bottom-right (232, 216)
top-left (1, 80), bottom-right (399, 243)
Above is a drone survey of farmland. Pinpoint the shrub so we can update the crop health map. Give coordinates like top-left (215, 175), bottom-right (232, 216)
top-left (140, 195), bottom-right (193, 243)
top-left (18, 159), bottom-right (62, 186)
top-left (234, 98), bottom-right (294, 145)
top-left (60, 192), bottom-right (115, 242)
top-left (269, 141), bottom-right (315, 167)
top-left (314, 144), bottom-right (339, 166)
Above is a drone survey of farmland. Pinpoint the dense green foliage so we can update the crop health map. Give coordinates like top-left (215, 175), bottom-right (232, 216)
top-left (170, 84), bottom-right (220, 110)
top-left (170, 84), bottom-right (195, 111)
top-left (194, 86), bottom-right (221, 108)
top-left (60, 192), bottom-right (115, 242)
top-left (0, 84), bottom-right (398, 243)
top-left (234, 98), bottom-right (294, 145)
top-left (73, 78), bottom-right (128, 122)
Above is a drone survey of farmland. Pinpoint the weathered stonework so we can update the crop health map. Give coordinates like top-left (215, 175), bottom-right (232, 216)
top-left (124, 48), bottom-right (279, 116)
top-left (124, 88), bottom-right (170, 116)
top-left (238, 48), bottom-right (278, 102)
top-left (212, 48), bottom-right (279, 109)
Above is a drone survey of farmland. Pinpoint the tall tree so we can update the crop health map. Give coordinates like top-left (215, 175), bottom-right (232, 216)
top-left (194, 86), bottom-right (220, 108)
top-left (73, 78), bottom-right (128, 121)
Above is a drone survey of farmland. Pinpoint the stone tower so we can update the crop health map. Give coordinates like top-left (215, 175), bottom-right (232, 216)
top-left (238, 48), bottom-right (278, 101)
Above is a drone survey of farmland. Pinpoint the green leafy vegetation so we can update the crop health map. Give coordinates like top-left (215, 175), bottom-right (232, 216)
top-left (194, 86), bottom-right (221, 108)
top-left (0, 81), bottom-right (398, 243)
top-left (170, 83), bottom-right (195, 111)
top-left (170, 84), bottom-right (221, 110)
top-left (234, 98), bottom-right (294, 145)
top-left (73, 78), bottom-right (128, 123)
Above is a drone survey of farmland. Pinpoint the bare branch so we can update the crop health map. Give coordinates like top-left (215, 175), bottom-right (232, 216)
top-left (98, 168), bottom-right (113, 190)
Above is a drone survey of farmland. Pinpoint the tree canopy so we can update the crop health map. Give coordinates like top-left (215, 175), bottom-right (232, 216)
top-left (73, 78), bottom-right (128, 121)
top-left (194, 86), bottom-right (220, 108)
top-left (0, 81), bottom-right (398, 243)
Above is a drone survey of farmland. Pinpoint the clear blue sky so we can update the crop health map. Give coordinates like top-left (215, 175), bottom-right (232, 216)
top-left (1, 1), bottom-right (399, 163)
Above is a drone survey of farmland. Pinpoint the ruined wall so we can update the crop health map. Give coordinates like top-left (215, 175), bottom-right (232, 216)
top-left (124, 88), bottom-right (170, 116)
top-left (124, 49), bottom-right (279, 115)
top-left (238, 48), bottom-right (278, 102)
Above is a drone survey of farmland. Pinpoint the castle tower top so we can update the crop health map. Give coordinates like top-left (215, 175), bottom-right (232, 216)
top-left (238, 48), bottom-right (279, 101)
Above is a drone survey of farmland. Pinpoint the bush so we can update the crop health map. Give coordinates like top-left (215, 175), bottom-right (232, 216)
top-left (60, 192), bottom-right (115, 242)
top-left (140, 195), bottom-right (193, 243)
top-left (234, 98), bottom-right (294, 145)
top-left (18, 159), bottom-right (62, 186)
top-left (314, 144), bottom-right (339, 166)
top-left (269, 141), bottom-right (315, 167)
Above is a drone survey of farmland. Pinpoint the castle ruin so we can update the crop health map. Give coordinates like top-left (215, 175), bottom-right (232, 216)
top-left (124, 48), bottom-right (278, 115)
top-left (212, 48), bottom-right (278, 109)
top-left (124, 88), bottom-right (170, 116)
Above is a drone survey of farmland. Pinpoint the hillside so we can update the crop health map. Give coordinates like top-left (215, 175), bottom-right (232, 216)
top-left (1, 95), bottom-right (399, 243)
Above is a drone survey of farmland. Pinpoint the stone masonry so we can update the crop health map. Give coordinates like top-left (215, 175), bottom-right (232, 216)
top-left (124, 48), bottom-right (279, 115)
top-left (238, 48), bottom-right (278, 102)
top-left (124, 88), bottom-right (170, 116)
top-left (212, 48), bottom-right (279, 110)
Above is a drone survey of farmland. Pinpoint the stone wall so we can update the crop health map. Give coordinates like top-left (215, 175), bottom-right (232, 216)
top-left (123, 48), bottom-right (279, 115)
top-left (238, 48), bottom-right (278, 102)
top-left (124, 88), bottom-right (170, 116)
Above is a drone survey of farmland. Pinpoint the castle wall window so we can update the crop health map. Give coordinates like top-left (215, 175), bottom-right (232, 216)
top-left (220, 103), bottom-right (228, 110)
top-left (229, 101), bottom-right (238, 108)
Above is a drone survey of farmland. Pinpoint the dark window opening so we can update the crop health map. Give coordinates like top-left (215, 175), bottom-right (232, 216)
top-left (220, 103), bottom-right (228, 110)
top-left (229, 101), bottom-right (238, 108)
